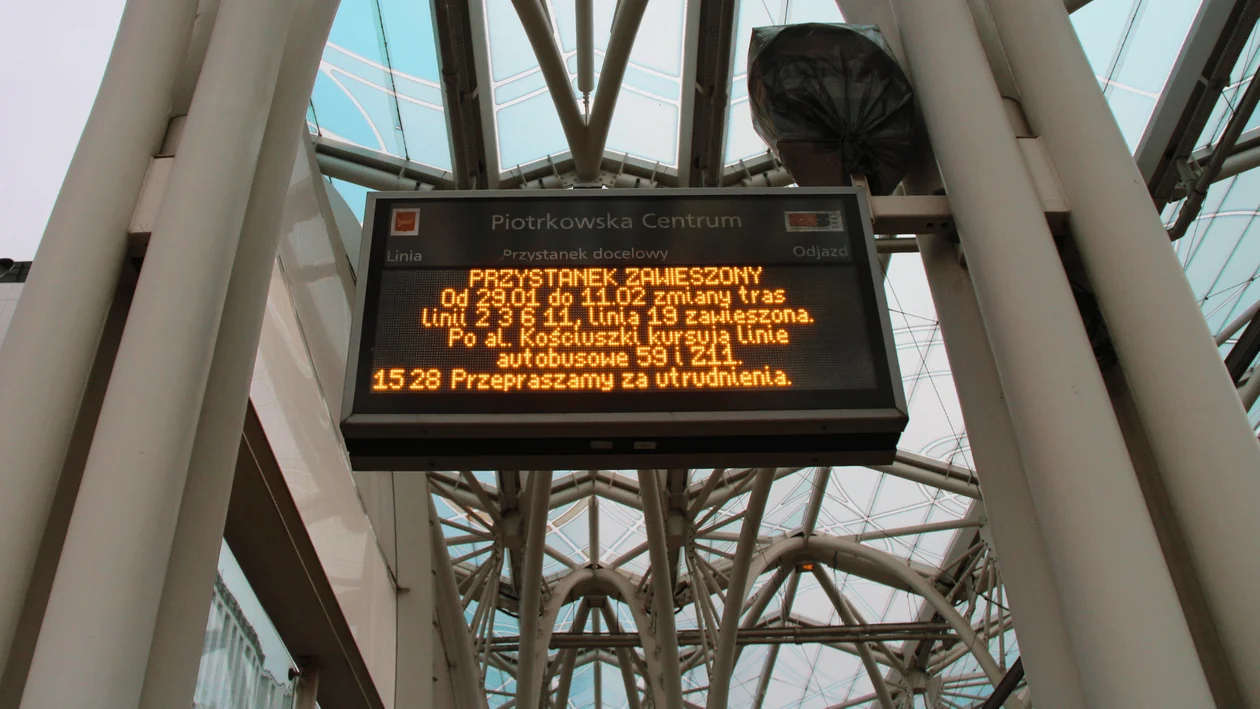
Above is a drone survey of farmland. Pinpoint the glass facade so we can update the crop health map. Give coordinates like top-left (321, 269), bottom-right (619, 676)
top-left (192, 544), bottom-right (299, 709)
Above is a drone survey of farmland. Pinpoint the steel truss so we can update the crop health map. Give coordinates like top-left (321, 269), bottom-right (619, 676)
top-left (424, 465), bottom-right (1022, 709)
top-left (311, 2), bottom-right (1202, 707)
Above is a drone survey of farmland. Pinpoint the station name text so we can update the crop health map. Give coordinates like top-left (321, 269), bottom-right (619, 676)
top-left (491, 212), bottom-right (744, 231)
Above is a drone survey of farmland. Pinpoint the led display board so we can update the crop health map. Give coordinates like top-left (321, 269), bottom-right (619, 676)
top-left (341, 188), bottom-right (906, 469)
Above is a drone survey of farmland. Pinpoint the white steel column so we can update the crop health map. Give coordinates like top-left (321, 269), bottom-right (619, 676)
top-left (0, 0), bottom-right (199, 677)
top-left (915, 232), bottom-right (1087, 708)
top-left (704, 468), bottom-right (775, 709)
top-left (137, 0), bottom-right (340, 705)
top-left (429, 495), bottom-right (488, 709)
top-left (637, 470), bottom-right (683, 709)
top-left (887, 0), bottom-right (1213, 706)
top-left (515, 471), bottom-right (553, 709)
top-left (395, 475), bottom-right (436, 709)
top-left (989, 2), bottom-right (1260, 701)
top-left (811, 568), bottom-right (893, 709)
top-left (17, 0), bottom-right (297, 704)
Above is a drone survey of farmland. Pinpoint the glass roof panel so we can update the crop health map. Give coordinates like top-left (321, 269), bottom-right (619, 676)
top-left (311, 0), bottom-right (452, 169)
top-left (1071, 0), bottom-right (1204, 150)
top-left (1193, 22), bottom-right (1260, 151)
top-left (483, 0), bottom-right (687, 172)
top-left (603, 0), bottom-right (687, 167)
top-left (1147, 11), bottom-right (1260, 434)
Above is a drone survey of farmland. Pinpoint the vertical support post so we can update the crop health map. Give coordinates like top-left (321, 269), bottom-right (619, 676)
top-left (887, 0), bottom-right (1213, 706)
top-left (0, 0), bottom-right (199, 677)
top-left (16, 0), bottom-right (298, 704)
top-left (167, 0), bottom-right (223, 118)
top-left (138, 0), bottom-right (342, 705)
top-left (637, 470), bottom-right (684, 709)
top-left (395, 474), bottom-right (436, 709)
top-left (552, 599), bottom-right (591, 708)
top-left (592, 613), bottom-right (603, 709)
top-left (988, 2), bottom-right (1260, 702)
top-left (589, 493), bottom-right (600, 567)
top-left (576, 0), bottom-right (595, 100)
top-left (0, 272), bottom-right (134, 709)
top-left (515, 471), bottom-right (553, 709)
top-left (911, 228), bottom-right (1088, 708)
top-left (751, 466), bottom-right (828, 709)
top-left (429, 495), bottom-right (489, 709)
top-left (704, 468), bottom-right (775, 709)
top-left (751, 644), bottom-right (782, 709)
top-left (812, 569), bottom-right (895, 709)
top-left (599, 604), bottom-right (642, 709)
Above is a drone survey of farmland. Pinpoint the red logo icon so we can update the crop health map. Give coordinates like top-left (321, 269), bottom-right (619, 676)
top-left (394, 211), bottom-right (417, 233)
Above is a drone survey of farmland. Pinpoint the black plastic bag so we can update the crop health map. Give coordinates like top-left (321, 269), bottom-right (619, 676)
top-left (747, 23), bottom-right (916, 194)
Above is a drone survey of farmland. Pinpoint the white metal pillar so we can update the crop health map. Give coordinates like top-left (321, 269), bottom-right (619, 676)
top-left (137, 0), bottom-right (340, 705)
top-left (552, 600), bottom-right (591, 708)
top-left (886, 0), bottom-right (1213, 706)
top-left (989, 2), bottom-right (1260, 702)
top-left (599, 604), bottom-right (642, 709)
top-left (395, 475), bottom-right (436, 709)
top-left (704, 468), bottom-right (775, 709)
top-left (16, 0), bottom-right (297, 704)
top-left (811, 568), bottom-right (894, 709)
top-left (429, 495), bottom-right (488, 709)
top-left (914, 231), bottom-right (1088, 708)
top-left (0, 0), bottom-right (199, 678)
top-left (515, 471), bottom-right (553, 709)
top-left (637, 470), bottom-right (684, 709)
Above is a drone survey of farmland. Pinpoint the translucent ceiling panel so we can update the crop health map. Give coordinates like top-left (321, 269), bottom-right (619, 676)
top-left (882, 254), bottom-right (968, 466)
top-left (1173, 166), bottom-right (1260, 339)
top-left (1194, 21), bottom-right (1260, 152)
top-left (484, 0), bottom-right (686, 171)
top-left (1071, 0), bottom-right (1205, 150)
top-left (724, 0), bottom-right (843, 165)
top-left (311, 0), bottom-right (452, 170)
top-left (765, 643), bottom-right (866, 706)
top-left (604, 0), bottom-right (686, 166)
top-left (485, 0), bottom-right (570, 170)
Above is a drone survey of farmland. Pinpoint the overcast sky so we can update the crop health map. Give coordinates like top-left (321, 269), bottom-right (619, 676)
top-left (0, 1), bottom-right (127, 261)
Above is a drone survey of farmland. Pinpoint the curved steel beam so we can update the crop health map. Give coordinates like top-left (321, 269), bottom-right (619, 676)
top-left (527, 566), bottom-right (666, 707)
top-left (741, 536), bottom-right (1020, 708)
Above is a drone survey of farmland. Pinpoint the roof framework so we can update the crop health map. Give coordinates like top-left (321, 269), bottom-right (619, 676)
top-left (303, 0), bottom-right (1260, 706)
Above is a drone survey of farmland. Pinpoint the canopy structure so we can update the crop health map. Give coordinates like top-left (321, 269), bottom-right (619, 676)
top-left (6, 1), bottom-right (1259, 708)
top-left (299, 1), bottom-right (1260, 707)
